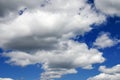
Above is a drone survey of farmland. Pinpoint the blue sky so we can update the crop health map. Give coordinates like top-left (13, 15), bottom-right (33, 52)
top-left (0, 0), bottom-right (120, 80)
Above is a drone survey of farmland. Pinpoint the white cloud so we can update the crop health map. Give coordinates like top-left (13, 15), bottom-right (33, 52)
top-left (95, 0), bottom-right (120, 16)
top-left (4, 40), bottom-right (105, 80)
top-left (99, 65), bottom-right (120, 74)
top-left (87, 64), bottom-right (120, 80)
top-left (0, 0), bottom-right (106, 80)
top-left (0, 78), bottom-right (13, 80)
top-left (93, 33), bottom-right (119, 49)
top-left (88, 73), bottom-right (120, 80)
top-left (0, 0), bottom-right (105, 51)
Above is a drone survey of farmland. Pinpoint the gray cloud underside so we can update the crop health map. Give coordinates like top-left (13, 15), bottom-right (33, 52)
top-left (4, 40), bottom-right (105, 80)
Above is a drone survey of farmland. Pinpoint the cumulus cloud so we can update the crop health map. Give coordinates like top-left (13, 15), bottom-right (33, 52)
top-left (0, 0), bottom-right (105, 51)
top-left (87, 64), bottom-right (120, 80)
top-left (99, 65), bottom-right (120, 74)
top-left (0, 78), bottom-right (13, 80)
top-left (4, 40), bottom-right (105, 80)
top-left (93, 32), bottom-right (119, 49)
top-left (0, 0), bottom-right (106, 80)
top-left (95, 0), bottom-right (120, 16)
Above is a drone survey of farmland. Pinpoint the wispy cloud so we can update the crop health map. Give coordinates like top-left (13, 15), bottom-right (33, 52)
top-left (0, 78), bottom-right (14, 80)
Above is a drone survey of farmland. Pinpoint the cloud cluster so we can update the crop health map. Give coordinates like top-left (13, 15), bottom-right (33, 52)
top-left (87, 64), bottom-right (120, 80)
top-left (4, 40), bottom-right (105, 80)
top-left (0, 78), bottom-right (13, 80)
top-left (0, 0), bottom-right (107, 80)
top-left (93, 32), bottom-right (119, 49)
top-left (95, 0), bottom-right (120, 16)
top-left (1, 0), bottom-right (120, 80)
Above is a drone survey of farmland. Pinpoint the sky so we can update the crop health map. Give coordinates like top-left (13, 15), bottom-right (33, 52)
top-left (0, 0), bottom-right (120, 80)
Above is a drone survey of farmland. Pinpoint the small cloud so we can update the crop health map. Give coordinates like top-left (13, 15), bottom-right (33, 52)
top-left (87, 64), bottom-right (120, 80)
top-left (93, 32), bottom-right (120, 49)
top-left (0, 78), bottom-right (14, 80)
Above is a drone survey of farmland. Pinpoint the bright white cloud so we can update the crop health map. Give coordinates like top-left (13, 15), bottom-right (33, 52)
top-left (4, 40), bottom-right (105, 80)
top-left (95, 0), bottom-right (120, 16)
top-left (0, 78), bottom-right (13, 80)
top-left (93, 33), bottom-right (119, 49)
top-left (87, 64), bottom-right (120, 80)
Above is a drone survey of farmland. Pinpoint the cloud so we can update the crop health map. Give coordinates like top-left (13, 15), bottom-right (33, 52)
top-left (0, 0), bottom-right (42, 22)
top-left (87, 64), bottom-right (120, 80)
top-left (0, 78), bottom-right (13, 80)
top-left (93, 32), bottom-right (119, 49)
top-left (0, 0), bottom-right (106, 80)
top-left (95, 0), bottom-right (120, 16)
top-left (0, 0), bottom-right (107, 22)
top-left (0, 0), bottom-right (42, 17)
top-left (99, 65), bottom-right (120, 74)
top-left (0, 0), bottom-right (105, 51)
top-left (4, 40), bottom-right (105, 80)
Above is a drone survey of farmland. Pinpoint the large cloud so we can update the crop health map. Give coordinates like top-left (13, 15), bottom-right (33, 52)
top-left (87, 64), bottom-right (120, 80)
top-left (95, 0), bottom-right (120, 16)
top-left (0, 0), bottom-right (106, 80)
top-left (0, 0), bottom-right (105, 51)
top-left (4, 40), bottom-right (105, 80)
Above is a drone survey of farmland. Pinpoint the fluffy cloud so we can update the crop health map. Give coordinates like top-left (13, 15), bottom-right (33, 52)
top-left (87, 64), bottom-right (120, 80)
top-left (0, 78), bottom-right (13, 80)
top-left (93, 33), bottom-right (119, 49)
top-left (99, 65), bottom-right (120, 74)
top-left (95, 0), bottom-right (120, 16)
top-left (4, 40), bottom-right (105, 80)
top-left (0, 0), bottom-right (106, 80)
top-left (0, 0), bottom-right (105, 51)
